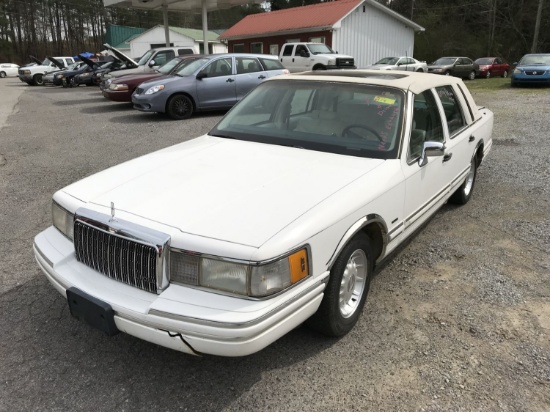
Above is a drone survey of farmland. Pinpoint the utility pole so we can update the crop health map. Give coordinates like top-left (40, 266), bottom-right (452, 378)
top-left (531, 0), bottom-right (544, 52)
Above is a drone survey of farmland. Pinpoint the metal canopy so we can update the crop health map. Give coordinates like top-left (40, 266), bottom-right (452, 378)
top-left (104, 0), bottom-right (262, 55)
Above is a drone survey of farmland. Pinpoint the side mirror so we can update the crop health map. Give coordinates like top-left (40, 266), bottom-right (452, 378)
top-left (196, 72), bottom-right (207, 80)
top-left (148, 60), bottom-right (156, 67)
top-left (299, 50), bottom-right (310, 58)
top-left (418, 141), bottom-right (445, 167)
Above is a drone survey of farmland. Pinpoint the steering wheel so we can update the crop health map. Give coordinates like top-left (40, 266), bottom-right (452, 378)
top-left (342, 124), bottom-right (383, 142)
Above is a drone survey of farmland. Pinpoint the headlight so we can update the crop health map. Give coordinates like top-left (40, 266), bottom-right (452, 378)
top-left (56, 74), bottom-right (64, 79)
top-left (170, 248), bottom-right (309, 297)
top-left (145, 85), bottom-right (165, 95)
top-left (513, 68), bottom-right (521, 74)
top-left (52, 201), bottom-right (74, 240)
top-left (328, 59), bottom-right (336, 66)
top-left (23, 70), bottom-right (31, 75)
top-left (80, 72), bottom-right (91, 78)
top-left (109, 83), bottom-right (128, 91)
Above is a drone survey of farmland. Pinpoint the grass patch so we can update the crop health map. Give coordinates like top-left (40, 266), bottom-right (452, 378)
top-left (465, 77), bottom-right (512, 92)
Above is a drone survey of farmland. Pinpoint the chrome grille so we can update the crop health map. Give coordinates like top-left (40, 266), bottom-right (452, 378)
top-left (336, 58), bottom-right (355, 68)
top-left (74, 220), bottom-right (159, 293)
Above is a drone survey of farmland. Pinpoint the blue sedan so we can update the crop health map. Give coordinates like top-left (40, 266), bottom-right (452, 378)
top-left (511, 53), bottom-right (550, 87)
top-left (132, 54), bottom-right (289, 120)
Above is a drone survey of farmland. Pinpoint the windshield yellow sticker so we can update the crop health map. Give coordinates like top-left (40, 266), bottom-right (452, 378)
top-left (374, 96), bottom-right (396, 105)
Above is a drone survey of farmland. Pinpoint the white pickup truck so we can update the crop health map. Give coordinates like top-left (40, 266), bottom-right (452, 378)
top-left (18, 56), bottom-right (75, 85)
top-left (279, 42), bottom-right (355, 73)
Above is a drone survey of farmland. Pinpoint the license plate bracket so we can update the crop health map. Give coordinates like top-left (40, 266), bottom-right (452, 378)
top-left (66, 287), bottom-right (119, 336)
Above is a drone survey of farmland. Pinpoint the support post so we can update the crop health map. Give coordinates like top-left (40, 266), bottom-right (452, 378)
top-left (163, 5), bottom-right (170, 47)
top-left (202, 0), bottom-right (209, 55)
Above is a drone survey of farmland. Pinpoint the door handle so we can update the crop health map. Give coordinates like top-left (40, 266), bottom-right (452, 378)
top-left (226, 78), bottom-right (234, 83)
top-left (469, 135), bottom-right (475, 142)
top-left (258, 75), bottom-right (266, 79)
top-left (443, 153), bottom-right (453, 162)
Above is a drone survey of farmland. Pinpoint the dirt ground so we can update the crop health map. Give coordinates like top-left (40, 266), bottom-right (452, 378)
top-left (0, 80), bottom-right (548, 411)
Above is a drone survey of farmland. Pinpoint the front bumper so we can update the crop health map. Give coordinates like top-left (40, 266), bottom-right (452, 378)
top-left (19, 74), bottom-right (33, 82)
top-left (511, 71), bottom-right (550, 85)
top-left (34, 226), bottom-right (327, 356)
top-left (103, 88), bottom-right (132, 102)
top-left (132, 92), bottom-right (167, 113)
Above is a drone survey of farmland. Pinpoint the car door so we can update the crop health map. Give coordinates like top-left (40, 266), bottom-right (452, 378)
top-left (293, 44), bottom-right (311, 72)
top-left (195, 57), bottom-right (237, 109)
top-left (235, 57), bottom-right (267, 101)
top-left (280, 44), bottom-right (295, 71)
top-left (402, 89), bottom-right (453, 235)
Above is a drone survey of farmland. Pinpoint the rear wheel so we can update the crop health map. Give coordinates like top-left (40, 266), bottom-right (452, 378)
top-left (450, 156), bottom-right (477, 205)
top-left (0, 71), bottom-right (6, 78)
top-left (33, 73), bottom-right (43, 86)
top-left (468, 70), bottom-right (476, 80)
top-left (502, 71), bottom-right (508, 78)
top-left (166, 94), bottom-right (193, 120)
top-left (307, 233), bottom-right (373, 337)
top-left (445, 71), bottom-right (451, 76)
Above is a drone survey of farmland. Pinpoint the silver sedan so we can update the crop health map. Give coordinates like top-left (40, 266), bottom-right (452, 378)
top-left (132, 54), bottom-right (289, 120)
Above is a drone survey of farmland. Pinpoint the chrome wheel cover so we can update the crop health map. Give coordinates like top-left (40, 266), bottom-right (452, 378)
top-left (173, 97), bottom-right (191, 117)
top-left (339, 249), bottom-right (367, 318)
top-left (463, 159), bottom-right (475, 196)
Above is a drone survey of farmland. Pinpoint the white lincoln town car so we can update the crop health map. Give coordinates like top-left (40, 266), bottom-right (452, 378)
top-left (34, 70), bottom-right (493, 356)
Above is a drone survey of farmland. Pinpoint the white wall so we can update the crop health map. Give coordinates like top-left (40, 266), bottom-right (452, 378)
top-left (129, 27), bottom-right (228, 59)
top-left (333, 2), bottom-right (416, 69)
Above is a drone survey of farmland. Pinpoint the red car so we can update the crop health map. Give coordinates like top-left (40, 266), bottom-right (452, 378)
top-left (475, 57), bottom-right (510, 78)
top-left (102, 55), bottom-right (199, 102)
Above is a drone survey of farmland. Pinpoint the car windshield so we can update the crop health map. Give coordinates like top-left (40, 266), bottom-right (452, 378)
top-left (433, 58), bottom-right (457, 65)
top-left (375, 57), bottom-right (399, 65)
top-left (157, 58), bottom-right (182, 74)
top-left (137, 50), bottom-right (154, 66)
top-left (307, 44), bottom-right (335, 55)
top-left (475, 58), bottom-right (493, 65)
top-left (210, 80), bottom-right (404, 160)
top-left (174, 57), bottom-right (209, 76)
top-left (519, 54), bottom-right (550, 65)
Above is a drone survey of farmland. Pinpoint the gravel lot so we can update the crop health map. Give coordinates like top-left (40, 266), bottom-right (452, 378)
top-left (0, 78), bottom-right (549, 411)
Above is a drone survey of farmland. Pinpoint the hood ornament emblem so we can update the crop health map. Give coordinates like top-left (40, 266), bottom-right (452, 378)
top-left (111, 202), bottom-right (116, 221)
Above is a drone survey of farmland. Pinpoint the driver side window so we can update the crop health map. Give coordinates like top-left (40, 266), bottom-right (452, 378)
top-left (409, 90), bottom-right (444, 160)
top-left (203, 58), bottom-right (233, 78)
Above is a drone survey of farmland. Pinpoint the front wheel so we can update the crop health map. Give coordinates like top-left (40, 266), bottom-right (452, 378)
top-left (33, 73), bottom-right (43, 86)
top-left (307, 233), bottom-right (373, 337)
top-left (485, 71), bottom-right (491, 79)
top-left (450, 156), bottom-right (477, 205)
top-left (313, 64), bottom-right (327, 71)
top-left (166, 94), bottom-right (193, 120)
top-left (502, 71), bottom-right (508, 78)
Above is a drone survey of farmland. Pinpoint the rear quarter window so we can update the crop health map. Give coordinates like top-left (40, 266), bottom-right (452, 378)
top-left (259, 58), bottom-right (284, 71)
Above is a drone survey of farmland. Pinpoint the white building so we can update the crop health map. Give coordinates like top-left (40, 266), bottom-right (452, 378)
top-left (129, 26), bottom-right (228, 58)
top-left (220, 0), bottom-right (425, 68)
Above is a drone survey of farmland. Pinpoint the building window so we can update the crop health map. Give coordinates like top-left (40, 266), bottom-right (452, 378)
top-left (286, 38), bottom-right (300, 43)
top-left (269, 44), bottom-right (279, 56)
top-left (309, 36), bottom-right (325, 43)
top-left (250, 42), bottom-right (263, 54)
top-left (233, 43), bottom-right (245, 53)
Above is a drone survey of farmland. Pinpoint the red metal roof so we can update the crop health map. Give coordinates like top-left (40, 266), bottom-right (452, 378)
top-left (219, 0), bottom-right (363, 40)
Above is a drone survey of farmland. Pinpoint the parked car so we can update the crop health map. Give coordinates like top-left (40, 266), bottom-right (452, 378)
top-left (0, 63), bottom-right (20, 78)
top-left (18, 56), bottom-right (75, 85)
top-left (510, 53), bottom-right (550, 87)
top-left (75, 59), bottom-right (127, 87)
top-left (365, 56), bottom-right (427, 72)
top-left (474, 57), bottom-right (510, 78)
top-left (43, 61), bottom-right (86, 86)
top-left (132, 53), bottom-right (289, 119)
top-left (34, 70), bottom-right (494, 357)
top-left (103, 55), bottom-right (199, 102)
top-left (427, 57), bottom-right (479, 80)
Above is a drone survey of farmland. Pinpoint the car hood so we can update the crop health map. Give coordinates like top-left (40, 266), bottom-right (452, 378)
top-left (112, 73), bottom-right (166, 85)
top-left (138, 74), bottom-right (187, 88)
top-left (517, 64), bottom-right (550, 70)
top-left (61, 136), bottom-right (385, 248)
top-left (102, 43), bottom-right (138, 68)
top-left (47, 56), bottom-right (65, 70)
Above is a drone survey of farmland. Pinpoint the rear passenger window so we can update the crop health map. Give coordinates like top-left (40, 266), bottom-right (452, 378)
top-left (282, 45), bottom-right (294, 56)
top-left (236, 58), bottom-right (262, 74)
top-left (258, 58), bottom-right (284, 71)
top-left (409, 90), bottom-right (444, 160)
top-left (436, 86), bottom-right (466, 137)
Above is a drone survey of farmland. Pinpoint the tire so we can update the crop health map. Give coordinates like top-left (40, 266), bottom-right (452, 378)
top-left (416, 68), bottom-right (423, 72)
top-left (502, 71), bottom-right (508, 78)
top-left (307, 233), bottom-right (373, 337)
top-left (468, 70), bottom-right (476, 80)
top-left (485, 71), bottom-right (491, 79)
top-left (313, 65), bottom-right (327, 71)
top-left (166, 94), bottom-right (193, 120)
top-left (445, 71), bottom-right (451, 76)
top-left (33, 73), bottom-right (43, 86)
top-left (0, 72), bottom-right (6, 78)
top-left (450, 156), bottom-right (477, 205)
